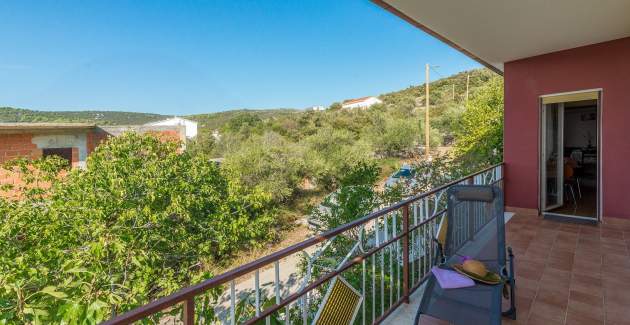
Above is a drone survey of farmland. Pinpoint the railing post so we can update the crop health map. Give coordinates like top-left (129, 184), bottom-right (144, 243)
top-left (402, 203), bottom-right (410, 304)
top-left (183, 297), bottom-right (194, 325)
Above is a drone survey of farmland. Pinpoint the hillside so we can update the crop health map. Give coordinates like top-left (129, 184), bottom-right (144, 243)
top-left (0, 68), bottom-right (496, 129)
top-left (187, 109), bottom-right (300, 130)
top-left (0, 107), bottom-right (167, 125)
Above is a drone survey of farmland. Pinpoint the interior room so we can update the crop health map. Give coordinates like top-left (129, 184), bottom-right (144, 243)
top-left (549, 99), bottom-right (598, 218)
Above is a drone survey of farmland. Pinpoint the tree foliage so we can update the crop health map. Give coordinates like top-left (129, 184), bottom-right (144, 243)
top-left (0, 133), bottom-right (276, 324)
top-left (453, 76), bottom-right (504, 165)
top-left (223, 132), bottom-right (304, 203)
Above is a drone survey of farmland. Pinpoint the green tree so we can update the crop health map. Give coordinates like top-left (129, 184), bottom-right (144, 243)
top-left (301, 127), bottom-right (372, 190)
top-left (328, 102), bottom-right (342, 111)
top-left (223, 132), bottom-right (304, 203)
top-left (0, 133), bottom-right (276, 324)
top-left (309, 161), bottom-right (382, 232)
top-left (369, 117), bottom-right (418, 157)
top-left (453, 77), bottom-right (503, 166)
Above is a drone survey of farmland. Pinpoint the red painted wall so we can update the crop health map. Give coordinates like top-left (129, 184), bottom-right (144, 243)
top-left (504, 37), bottom-right (630, 218)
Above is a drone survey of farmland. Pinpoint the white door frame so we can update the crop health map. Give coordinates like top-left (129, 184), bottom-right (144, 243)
top-left (538, 89), bottom-right (603, 221)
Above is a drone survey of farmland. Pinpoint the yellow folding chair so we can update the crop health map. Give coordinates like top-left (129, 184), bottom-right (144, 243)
top-left (313, 276), bottom-right (363, 325)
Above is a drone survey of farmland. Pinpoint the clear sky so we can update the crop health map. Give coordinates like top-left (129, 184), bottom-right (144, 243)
top-left (0, 1), bottom-right (480, 115)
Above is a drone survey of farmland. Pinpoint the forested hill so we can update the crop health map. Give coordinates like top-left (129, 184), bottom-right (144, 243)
top-left (0, 107), bottom-right (166, 125)
top-left (0, 68), bottom-right (495, 126)
top-left (379, 69), bottom-right (495, 109)
top-left (188, 109), bottom-right (300, 130)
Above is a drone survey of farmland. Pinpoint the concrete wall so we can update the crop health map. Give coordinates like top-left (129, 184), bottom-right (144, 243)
top-left (504, 37), bottom-right (630, 219)
top-left (31, 133), bottom-right (88, 167)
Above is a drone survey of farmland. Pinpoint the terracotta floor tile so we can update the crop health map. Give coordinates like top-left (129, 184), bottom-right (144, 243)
top-left (536, 287), bottom-right (569, 308)
top-left (602, 253), bottom-right (630, 267)
top-left (518, 264), bottom-right (545, 281)
top-left (571, 272), bottom-right (602, 286)
top-left (550, 249), bottom-right (575, 261)
top-left (567, 292), bottom-right (604, 322)
top-left (569, 289), bottom-right (603, 307)
top-left (565, 311), bottom-right (604, 325)
top-left (605, 301), bottom-right (630, 324)
top-left (556, 232), bottom-right (579, 241)
top-left (571, 259), bottom-right (602, 277)
top-left (605, 286), bottom-right (630, 305)
top-left (529, 300), bottom-right (566, 323)
top-left (575, 248), bottom-right (602, 259)
top-left (570, 279), bottom-right (604, 298)
top-left (558, 225), bottom-right (581, 234)
top-left (601, 267), bottom-right (630, 289)
top-left (548, 258), bottom-right (574, 272)
top-left (541, 266), bottom-right (571, 280)
top-left (524, 245), bottom-right (551, 258)
top-left (527, 313), bottom-right (564, 325)
top-left (520, 256), bottom-right (548, 266)
top-left (605, 321), bottom-right (630, 325)
top-left (554, 242), bottom-right (578, 253)
top-left (579, 225), bottom-right (601, 235)
top-left (516, 285), bottom-right (537, 300)
top-left (502, 215), bottom-right (630, 325)
top-left (577, 236), bottom-right (601, 246)
top-left (600, 242), bottom-right (629, 256)
top-left (517, 277), bottom-right (539, 292)
top-left (601, 229), bottom-right (624, 240)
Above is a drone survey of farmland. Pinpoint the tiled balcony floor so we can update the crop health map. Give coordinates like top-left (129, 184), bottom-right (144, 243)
top-left (504, 212), bottom-right (630, 325)
top-left (384, 212), bottom-right (630, 324)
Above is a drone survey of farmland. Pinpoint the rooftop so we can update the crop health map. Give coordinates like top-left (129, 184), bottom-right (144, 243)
top-left (342, 96), bottom-right (378, 104)
top-left (0, 122), bottom-right (96, 133)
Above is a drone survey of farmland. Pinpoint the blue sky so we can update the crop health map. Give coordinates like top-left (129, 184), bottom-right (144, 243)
top-left (0, 1), bottom-right (480, 115)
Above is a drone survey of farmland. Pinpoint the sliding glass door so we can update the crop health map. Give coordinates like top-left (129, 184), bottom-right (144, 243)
top-left (541, 103), bottom-right (564, 211)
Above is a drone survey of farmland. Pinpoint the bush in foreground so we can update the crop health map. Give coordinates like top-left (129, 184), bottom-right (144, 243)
top-left (0, 133), bottom-right (276, 324)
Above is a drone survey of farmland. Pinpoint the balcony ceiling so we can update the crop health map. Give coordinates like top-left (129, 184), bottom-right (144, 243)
top-left (376, 0), bottom-right (630, 73)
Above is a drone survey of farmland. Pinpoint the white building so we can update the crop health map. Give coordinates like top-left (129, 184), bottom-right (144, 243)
top-left (146, 117), bottom-right (198, 139)
top-left (341, 96), bottom-right (383, 110)
top-left (309, 105), bottom-right (326, 111)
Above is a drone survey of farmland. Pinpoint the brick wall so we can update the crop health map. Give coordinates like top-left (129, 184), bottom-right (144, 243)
top-left (0, 133), bottom-right (76, 198)
top-left (1, 134), bottom-right (43, 198)
top-left (145, 130), bottom-right (181, 143)
top-left (86, 128), bottom-right (110, 154)
top-left (0, 134), bottom-right (42, 163)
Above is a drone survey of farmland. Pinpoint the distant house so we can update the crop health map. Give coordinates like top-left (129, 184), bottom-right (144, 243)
top-left (0, 123), bottom-right (106, 169)
top-left (0, 122), bottom-right (187, 198)
top-left (341, 96), bottom-right (383, 110)
top-left (309, 105), bottom-right (326, 111)
top-left (145, 117), bottom-right (198, 139)
top-left (0, 122), bottom-right (186, 168)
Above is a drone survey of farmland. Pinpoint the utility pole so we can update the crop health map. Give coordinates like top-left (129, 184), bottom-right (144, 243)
top-left (465, 73), bottom-right (470, 106)
top-left (425, 63), bottom-right (430, 158)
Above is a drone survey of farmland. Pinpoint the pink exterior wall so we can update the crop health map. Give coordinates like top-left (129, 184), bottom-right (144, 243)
top-left (504, 37), bottom-right (630, 219)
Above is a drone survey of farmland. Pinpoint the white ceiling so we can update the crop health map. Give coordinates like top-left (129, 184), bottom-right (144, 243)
top-left (382, 0), bottom-right (630, 72)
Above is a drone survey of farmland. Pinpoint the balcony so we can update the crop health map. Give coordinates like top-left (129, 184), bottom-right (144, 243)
top-left (383, 210), bottom-right (630, 324)
top-left (102, 163), bottom-right (630, 324)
